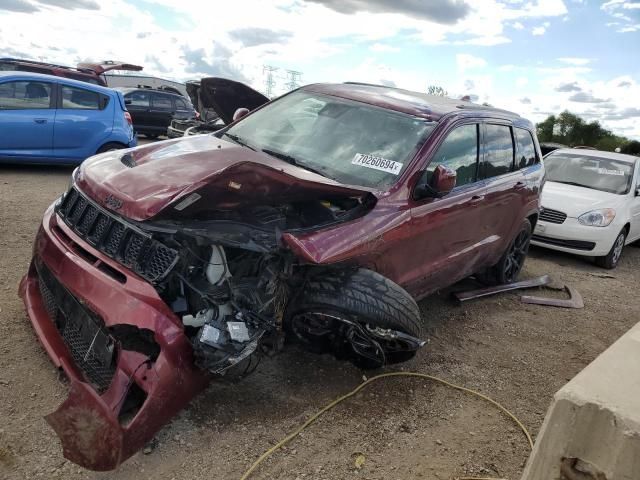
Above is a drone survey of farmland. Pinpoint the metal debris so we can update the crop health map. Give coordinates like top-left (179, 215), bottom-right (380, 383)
top-left (521, 285), bottom-right (584, 309)
top-left (453, 275), bottom-right (551, 303)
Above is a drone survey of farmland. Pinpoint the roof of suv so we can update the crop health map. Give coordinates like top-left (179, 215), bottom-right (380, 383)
top-left (117, 87), bottom-right (185, 98)
top-left (551, 148), bottom-right (639, 164)
top-left (0, 71), bottom-right (115, 95)
top-left (304, 82), bottom-right (522, 123)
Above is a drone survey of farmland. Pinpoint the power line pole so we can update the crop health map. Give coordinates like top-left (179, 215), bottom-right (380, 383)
top-left (285, 70), bottom-right (302, 91)
top-left (263, 65), bottom-right (278, 97)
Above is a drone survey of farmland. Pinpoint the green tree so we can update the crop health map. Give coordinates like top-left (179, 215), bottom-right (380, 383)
top-left (536, 110), bottom-right (631, 152)
top-left (427, 85), bottom-right (448, 96)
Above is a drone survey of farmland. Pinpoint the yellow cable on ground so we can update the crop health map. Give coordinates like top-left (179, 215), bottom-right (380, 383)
top-left (239, 371), bottom-right (534, 480)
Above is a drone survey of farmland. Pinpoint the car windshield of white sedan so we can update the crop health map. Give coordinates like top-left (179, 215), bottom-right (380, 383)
top-left (222, 91), bottom-right (435, 189)
top-left (545, 153), bottom-right (635, 195)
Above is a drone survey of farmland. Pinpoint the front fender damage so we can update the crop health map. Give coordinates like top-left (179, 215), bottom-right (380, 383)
top-left (46, 381), bottom-right (123, 471)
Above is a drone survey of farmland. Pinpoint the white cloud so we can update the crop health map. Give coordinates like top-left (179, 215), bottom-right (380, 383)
top-left (558, 57), bottom-right (592, 65)
top-left (532, 26), bottom-right (546, 35)
top-left (456, 53), bottom-right (487, 71)
top-left (511, 21), bottom-right (525, 29)
top-left (369, 43), bottom-right (400, 53)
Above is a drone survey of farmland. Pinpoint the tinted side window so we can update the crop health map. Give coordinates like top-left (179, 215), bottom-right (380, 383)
top-left (152, 94), bottom-right (172, 110)
top-left (127, 91), bottom-right (150, 107)
top-left (175, 98), bottom-right (189, 109)
top-left (423, 124), bottom-right (479, 187)
top-left (482, 124), bottom-right (514, 178)
top-left (515, 128), bottom-right (537, 168)
top-left (0, 81), bottom-right (52, 109)
top-left (61, 85), bottom-right (100, 110)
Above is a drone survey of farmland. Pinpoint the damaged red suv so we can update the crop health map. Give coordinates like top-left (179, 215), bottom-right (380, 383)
top-left (20, 79), bottom-right (544, 470)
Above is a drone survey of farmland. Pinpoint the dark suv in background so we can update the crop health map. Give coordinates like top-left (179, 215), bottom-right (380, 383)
top-left (118, 87), bottom-right (196, 138)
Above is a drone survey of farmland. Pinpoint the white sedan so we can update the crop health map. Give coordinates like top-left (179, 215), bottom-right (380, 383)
top-left (532, 148), bottom-right (640, 269)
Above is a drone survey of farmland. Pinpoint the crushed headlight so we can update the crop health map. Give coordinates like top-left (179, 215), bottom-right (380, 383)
top-left (578, 208), bottom-right (616, 227)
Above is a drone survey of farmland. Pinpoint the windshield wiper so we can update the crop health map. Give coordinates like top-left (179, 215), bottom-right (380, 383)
top-left (223, 132), bottom-right (255, 150)
top-left (260, 148), bottom-right (333, 179)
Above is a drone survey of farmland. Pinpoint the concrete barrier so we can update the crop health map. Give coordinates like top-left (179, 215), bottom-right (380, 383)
top-left (521, 322), bottom-right (640, 480)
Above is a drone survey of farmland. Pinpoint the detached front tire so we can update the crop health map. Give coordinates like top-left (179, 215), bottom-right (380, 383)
top-left (285, 268), bottom-right (423, 369)
top-left (595, 230), bottom-right (626, 269)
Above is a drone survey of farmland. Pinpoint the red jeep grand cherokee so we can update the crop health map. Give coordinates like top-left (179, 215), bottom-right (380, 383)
top-left (20, 80), bottom-right (544, 470)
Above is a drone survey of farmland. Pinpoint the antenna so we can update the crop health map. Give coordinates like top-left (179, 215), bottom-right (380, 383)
top-left (285, 69), bottom-right (302, 91)
top-left (263, 65), bottom-right (278, 97)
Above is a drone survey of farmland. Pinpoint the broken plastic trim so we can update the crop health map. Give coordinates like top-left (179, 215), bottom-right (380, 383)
top-left (453, 275), bottom-right (551, 303)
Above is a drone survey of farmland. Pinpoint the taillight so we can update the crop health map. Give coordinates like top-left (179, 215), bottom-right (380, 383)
top-left (124, 111), bottom-right (132, 125)
top-left (195, 111), bottom-right (200, 120)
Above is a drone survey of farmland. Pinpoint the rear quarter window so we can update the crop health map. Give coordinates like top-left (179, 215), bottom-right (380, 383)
top-left (482, 124), bottom-right (514, 178)
top-left (515, 128), bottom-right (538, 169)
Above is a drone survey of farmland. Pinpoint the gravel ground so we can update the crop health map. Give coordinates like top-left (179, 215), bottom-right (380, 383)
top-left (1, 161), bottom-right (639, 480)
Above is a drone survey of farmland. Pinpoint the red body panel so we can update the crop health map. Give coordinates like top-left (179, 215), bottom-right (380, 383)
top-left (77, 135), bottom-right (373, 221)
top-left (19, 205), bottom-right (209, 470)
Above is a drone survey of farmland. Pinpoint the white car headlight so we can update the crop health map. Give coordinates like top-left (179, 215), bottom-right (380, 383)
top-left (578, 208), bottom-right (616, 227)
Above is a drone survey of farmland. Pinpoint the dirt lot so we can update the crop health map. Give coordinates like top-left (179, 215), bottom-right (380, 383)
top-left (1, 163), bottom-right (639, 480)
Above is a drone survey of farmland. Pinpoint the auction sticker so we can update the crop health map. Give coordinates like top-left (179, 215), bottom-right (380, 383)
top-left (352, 153), bottom-right (403, 175)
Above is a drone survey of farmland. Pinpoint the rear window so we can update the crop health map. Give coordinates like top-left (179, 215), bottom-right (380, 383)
top-left (61, 85), bottom-right (101, 110)
top-left (0, 80), bottom-right (52, 109)
top-left (482, 124), bottom-right (514, 178)
top-left (515, 128), bottom-right (537, 169)
top-left (175, 98), bottom-right (189, 110)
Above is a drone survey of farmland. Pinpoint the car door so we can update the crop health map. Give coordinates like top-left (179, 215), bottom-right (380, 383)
top-left (402, 122), bottom-right (492, 298)
top-left (53, 83), bottom-right (111, 161)
top-left (150, 93), bottom-right (173, 131)
top-left (479, 122), bottom-right (527, 265)
top-left (124, 90), bottom-right (152, 131)
top-left (0, 79), bottom-right (55, 161)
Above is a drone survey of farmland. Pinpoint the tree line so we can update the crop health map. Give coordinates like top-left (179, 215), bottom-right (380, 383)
top-left (536, 111), bottom-right (639, 155)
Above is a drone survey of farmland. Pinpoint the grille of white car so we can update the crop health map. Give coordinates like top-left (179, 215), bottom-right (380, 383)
top-left (540, 207), bottom-right (567, 224)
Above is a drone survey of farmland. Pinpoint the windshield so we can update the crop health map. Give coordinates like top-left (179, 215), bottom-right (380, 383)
top-left (222, 91), bottom-right (435, 189)
top-left (544, 153), bottom-right (635, 195)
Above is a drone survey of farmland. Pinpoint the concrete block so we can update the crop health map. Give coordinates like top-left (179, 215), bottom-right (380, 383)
top-left (521, 322), bottom-right (640, 480)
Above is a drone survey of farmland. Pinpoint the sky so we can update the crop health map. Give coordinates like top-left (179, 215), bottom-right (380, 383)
top-left (0, 0), bottom-right (639, 139)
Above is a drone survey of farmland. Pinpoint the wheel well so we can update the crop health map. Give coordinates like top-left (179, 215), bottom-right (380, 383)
top-left (96, 141), bottom-right (127, 154)
top-left (528, 213), bottom-right (539, 231)
top-left (623, 223), bottom-right (630, 235)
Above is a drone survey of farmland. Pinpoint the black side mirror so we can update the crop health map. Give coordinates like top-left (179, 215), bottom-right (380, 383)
top-left (414, 165), bottom-right (457, 200)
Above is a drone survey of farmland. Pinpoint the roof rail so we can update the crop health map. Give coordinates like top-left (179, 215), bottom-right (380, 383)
top-left (0, 57), bottom-right (95, 74)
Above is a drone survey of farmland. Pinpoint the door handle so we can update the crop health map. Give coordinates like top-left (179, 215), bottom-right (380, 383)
top-left (514, 181), bottom-right (526, 190)
top-left (469, 195), bottom-right (485, 205)
top-left (34, 118), bottom-right (47, 124)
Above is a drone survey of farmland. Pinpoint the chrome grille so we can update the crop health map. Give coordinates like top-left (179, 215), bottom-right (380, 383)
top-left (539, 207), bottom-right (567, 224)
top-left (56, 187), bottom-right (178, 283)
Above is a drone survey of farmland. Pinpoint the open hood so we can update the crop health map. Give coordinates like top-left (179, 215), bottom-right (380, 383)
top-left (77, 61), bottom-right (143, 75)
top-left (199, 77), bottom-right (269, 124)
top-left (75, 134), bottom-right (373, 222)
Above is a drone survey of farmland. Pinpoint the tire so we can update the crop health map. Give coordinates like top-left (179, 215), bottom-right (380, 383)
top-left (96, 142), bottom-right (126, 154)
top-left (595, 230), bottom-right (626, 269)
top-left (284, 268), bottom-right (423, 369)
top-left (476, 219), bottom-right (532, 285)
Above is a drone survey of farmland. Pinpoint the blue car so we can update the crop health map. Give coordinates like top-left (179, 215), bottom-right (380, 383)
top-left (0, 71), bottom-right (137, 165)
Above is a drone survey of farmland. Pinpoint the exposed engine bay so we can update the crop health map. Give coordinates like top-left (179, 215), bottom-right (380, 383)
top-left (146, 195), bottom-right (414, 375)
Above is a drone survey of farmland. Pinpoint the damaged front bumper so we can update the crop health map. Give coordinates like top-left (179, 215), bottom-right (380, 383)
top-left (19, 204), bottom-right (209, 471)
